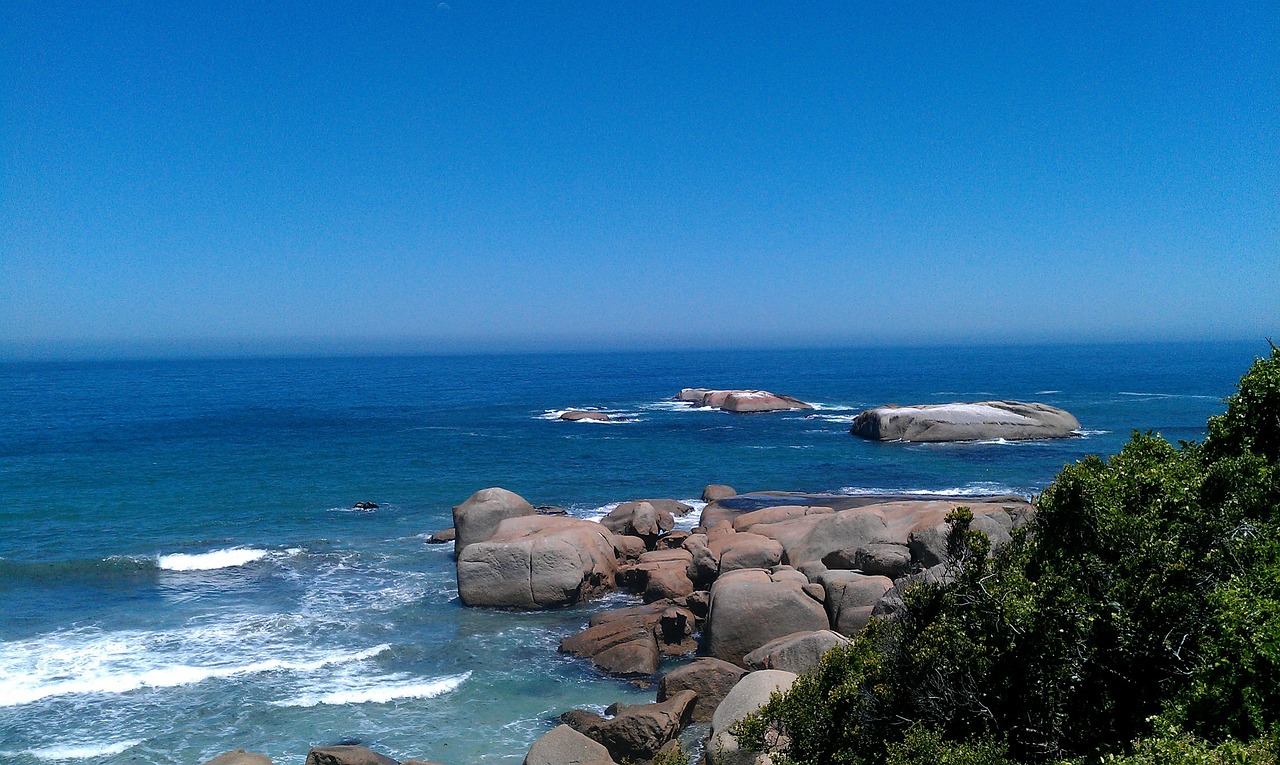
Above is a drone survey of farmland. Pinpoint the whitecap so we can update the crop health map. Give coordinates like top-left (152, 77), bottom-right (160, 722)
top-left (27, 740), bottom-right (142, 761)
top-left (835, 483), bottom-right (1029, 499)
top-left (1073, 429), bottom-right (1110, 436)
top-left (1035, 390), bottom-right (1062, 395)
top-left (804, 414), bottom-right (858, 423)
top-left (157, 548), bottom-right (268, 571)
top-left (277, 671), bottom-right (471, 707)
top-left (806, 402), bottom-right (860, 411)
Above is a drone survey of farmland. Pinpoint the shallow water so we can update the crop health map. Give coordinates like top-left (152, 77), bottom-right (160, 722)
top-left (0, 342), bottom-right (1258, 763)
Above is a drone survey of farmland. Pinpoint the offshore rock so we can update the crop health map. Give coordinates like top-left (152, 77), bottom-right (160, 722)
top-left (560, 410), bottom-right (611, 421)
top-left (850, 401), bottom-right (1080, 442)
top-left (674, 389), bottom-right (814, 412)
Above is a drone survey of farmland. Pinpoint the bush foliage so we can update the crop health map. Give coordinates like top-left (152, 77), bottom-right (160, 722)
top-left (736, 346), bottom-right (1280, 765)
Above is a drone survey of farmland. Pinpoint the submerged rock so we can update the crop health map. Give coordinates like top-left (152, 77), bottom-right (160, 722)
top-left (850, 401), bottom-right (1080, 442)
top-left (524, 725), bottom-right (617, 765)
top-left (202, 751), bottom-right (272, 765)
top-left (305, 746), bottom-right (398, 765)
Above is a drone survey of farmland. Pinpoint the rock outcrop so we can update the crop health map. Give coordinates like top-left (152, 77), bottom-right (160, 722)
top-left (561, 410), bottom-right (611, 421)
top-left (452, 487), bottom-right (536, 555)
top-left (456, 515), bottom-right (617, 608)
top-left (675, 389), bottom-right (814, 412)
top-left (850, 401), bottom-right (1080, 442)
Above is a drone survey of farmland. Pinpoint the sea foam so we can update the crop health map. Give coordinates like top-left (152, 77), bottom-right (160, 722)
top-left (157, 548), bottom-right (268, 571)
top-left (278, 671), bottom-right (471, 707)
top-left (0, 622), bottom-right (391, 707)
top-left (26, 739), bottom-right (142, 761)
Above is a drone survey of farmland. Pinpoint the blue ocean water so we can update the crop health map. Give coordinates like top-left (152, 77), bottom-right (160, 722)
top-left (0, 342), bottom-right (1260, 764)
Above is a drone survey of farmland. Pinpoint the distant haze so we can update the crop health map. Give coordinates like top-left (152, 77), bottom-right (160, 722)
top-left (2, 3), bottom-right (1276, 359)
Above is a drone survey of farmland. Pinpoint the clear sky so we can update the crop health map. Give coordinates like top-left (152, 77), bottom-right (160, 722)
top-left (2, 2), bottom-right (1276, 357)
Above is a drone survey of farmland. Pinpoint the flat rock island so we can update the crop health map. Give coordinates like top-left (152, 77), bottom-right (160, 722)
top-left (849, 400), bottom-right (1081, 442)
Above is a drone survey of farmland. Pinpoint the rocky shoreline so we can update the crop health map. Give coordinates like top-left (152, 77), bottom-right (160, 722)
top-left (453, 484), bottom-right (1032, 764)
top-left (202, 484), bottom-right (1032, 765)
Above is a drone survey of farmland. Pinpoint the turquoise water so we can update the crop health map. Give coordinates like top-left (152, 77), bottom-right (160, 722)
top-left (0, 342), bottom-right (1258, 764)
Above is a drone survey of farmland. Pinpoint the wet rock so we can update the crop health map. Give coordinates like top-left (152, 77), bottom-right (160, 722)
top-left (426, 528), bottom-right (455, 544)
top-left (353, 501), bottom-right (378, 511)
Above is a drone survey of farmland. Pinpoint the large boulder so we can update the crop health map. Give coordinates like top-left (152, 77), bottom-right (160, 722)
top-left (601, 501), bottom-right (674, 545)
top-left (818, 571), bottom-right (894, 636)
top-left (850, 401), bottom-right (1081, 442)
top-left (702, 484), bottom-right (737, 502)
top-left (709, 532), bottom-right (785, 573)
top-left (561, 601), bottom-right (697, 676)
top-left (742, 629), bottom-right (852, 674)
top-left (456, 516), bottom-right (617, 609)
top-left (524, 724), bottom-right (616, 765)
top-left (705, 574), bottom-right (830, 666)
top-left (305, 747), bottom-right (398, 765)
top-left (452, 487), bottom-right (536, 555)
top-left (565, 691), bottom-right (697, 762)
top-left (202, 751), bottom-right (272, 765)
top-left (823, 542), bottom-right (913, 578)
top-left (657, 657), bottom-right (748, 722)
top-left (561, 410), bottom-right (611, 421)
top-left (708, 670), bottom-right (798, 765)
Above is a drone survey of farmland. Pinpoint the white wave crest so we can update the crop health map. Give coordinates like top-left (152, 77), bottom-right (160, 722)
top-left (836, 483), bottom-right (1028, 498)
top-left (157, 548), bottom-right (268, 571)
top-left (27, 740), bottom-right (142, 761)
top-left (806, 402), bottom-right (860, 411)
top-left (1073, 429), bottom-right (1110, 436)
top-left (277, 671), bottom-right (471, 707)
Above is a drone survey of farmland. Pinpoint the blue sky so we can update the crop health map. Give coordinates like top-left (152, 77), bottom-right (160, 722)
top-left (2, 2), bottom-right (1276, 357)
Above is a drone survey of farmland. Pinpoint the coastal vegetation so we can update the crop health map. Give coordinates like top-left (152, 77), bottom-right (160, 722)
top-left (735, 346), bottom-right (1280, 765)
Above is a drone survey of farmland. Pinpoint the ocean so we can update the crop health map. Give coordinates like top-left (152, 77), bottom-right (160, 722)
top-left (0, 341), bottom-right (1259, 764)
